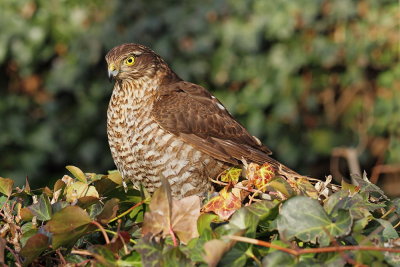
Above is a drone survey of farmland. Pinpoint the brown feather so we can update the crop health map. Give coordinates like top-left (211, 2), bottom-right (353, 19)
top-left (152, 81), bottom-right (274, 165)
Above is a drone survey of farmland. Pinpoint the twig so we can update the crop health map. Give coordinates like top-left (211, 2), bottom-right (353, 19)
top-left (108, 200), bottom-right (145, 223)
top-left (77, 259), bottom-right (91, 266)
top-left (56, 249), bottom-right (66, 265)
top-left (331, 147), bottom-right (361, 184)
top-left (381, 206), bottom-right (396, 219)
top-left (91, 221), bottom-right (110, 244)
top-left (371, 164), bottom-right (400, 184)
top-left (100, 229), bottom-right (136, 244)
top-left (228, 235), bottom-right (400, 256)
top-left (71, 249), bottom-right (95, 257)
top-left (118, 232), bottom-right (129, 255)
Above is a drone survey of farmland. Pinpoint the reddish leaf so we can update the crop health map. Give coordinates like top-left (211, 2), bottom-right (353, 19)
top-left (20, 233), bottom-right (49, 265)
top-left (45, 206), bottom-right (93, 248)
top-left (203, 186), bottom-right (242, 220)
top-left (246, 163), bottom-right (275, 192)
top-left (105, 231), bottom-right (130, 253)
top-left (97, 198), bottom-right (119, 224)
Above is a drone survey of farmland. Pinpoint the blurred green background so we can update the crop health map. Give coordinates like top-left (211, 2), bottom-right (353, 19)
top-left (0, 0), bottom-right (398, 190)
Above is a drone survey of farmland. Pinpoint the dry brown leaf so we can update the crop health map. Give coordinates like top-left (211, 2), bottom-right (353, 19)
top-left (142, 180), bottom-right (200, 244)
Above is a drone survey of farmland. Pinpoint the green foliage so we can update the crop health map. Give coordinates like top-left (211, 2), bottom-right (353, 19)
top-left (0, 0), bottom-right (398, 186)
top-left (1, 166), bottom-right (400, 266)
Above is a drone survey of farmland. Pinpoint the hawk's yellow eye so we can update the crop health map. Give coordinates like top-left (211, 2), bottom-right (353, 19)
top-left (124, 56), bottom-right (135, 66)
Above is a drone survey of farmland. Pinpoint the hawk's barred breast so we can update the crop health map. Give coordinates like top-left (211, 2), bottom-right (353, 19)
top-left (107, 77), bottom-right (227, 198)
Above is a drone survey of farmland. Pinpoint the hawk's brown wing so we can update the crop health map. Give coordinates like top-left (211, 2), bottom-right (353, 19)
top-left (151, 81), bottom-right (272, 165)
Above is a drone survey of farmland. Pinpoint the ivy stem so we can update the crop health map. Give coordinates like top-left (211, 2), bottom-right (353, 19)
top-left (108, 200), bottom-right (145, 224)
top-left (228, 235), bottom-right (400, 256)
top-left (91, 221), bottom-right (110, 244)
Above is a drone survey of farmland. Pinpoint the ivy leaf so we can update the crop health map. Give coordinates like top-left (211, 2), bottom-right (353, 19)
top-left (27, 194), bottom-right (52, 221)
top-left (262, 251), bottom-right (295, 267)
top-left (197, 213), bottom-right (218, 237)
top-left (0, 177), bottom-right (13, 197)
top-left (20, 233), bottom-right (49, 266)
top-left (220, 167), bottom-right (242, 183)
top-left (277, 196), bottom-right (353, 246)
top-left (45, 206), bottom-right (93, 249)
top-left (203, 239), bottom-right (236, 267)
top-left (375, 219), bottom-right (399, 241)
top-left (96, 198), bottom-right (119, 224)
top-left (65, 181), bottom-right (99, 203)
top-left (351, 172), bottom-right (388, 200)
top-left (107, 170), bottom-right (122, 185)
top-left (202, 186), bottom-right (242, 220)
top-left (170, 195), bottom-right (201, 243)
top-left (324, 190), bottom-right (371, 220)
top-left (66, 165), bottom-right (87, 183)
top-left (266, 177), bottom-right (294, 198)
top-left (89, 245), bottom-right (117, 265)
top-left (246, 163), bottom-right (275, 192)
top-left (142, 180), bottom-right (201, 243)
top-left (134, 236), bottom-right (164, 267)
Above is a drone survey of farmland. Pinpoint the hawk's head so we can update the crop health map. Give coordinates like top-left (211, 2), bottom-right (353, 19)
top-left (105, 43), bottom-right (176, 83)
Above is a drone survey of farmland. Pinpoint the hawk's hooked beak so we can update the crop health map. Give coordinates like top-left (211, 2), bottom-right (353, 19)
top-left (108, 63), bottom-right (119, 82)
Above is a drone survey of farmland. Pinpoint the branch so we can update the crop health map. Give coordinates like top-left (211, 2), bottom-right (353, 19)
top-left (228, 235), bottom-right (400, 256)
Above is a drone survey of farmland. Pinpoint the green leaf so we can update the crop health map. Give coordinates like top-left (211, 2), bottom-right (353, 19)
top-left (351, 172), bottom-right (388, 200)
top-left (107, 170), bottom-right (122, 185)
top-left (118, 252), bottom-right (142, 267)
top-left (134, 237), bottom-right (164, 267)
top-left (245, 200), bottom-right (278, 221)
top-left (45, 206), bottom-right (93, 248)
top-left (277, 196), bottom-right (353, 246)
top-left (28, 194), bottom-right (52, 221)
top-left (324, 190), bottom-right (370, 219)
top-left (20, 233), bottom-right (49, 266)
top-left (228, 207), bottom-right (258, 237)
top-left (219, 241), bottom-right (250, 267)
top-left (267, 176), bottom-right (294, 198)
top-left (66, 165), bottom-right (87, 183)
top-left (197, 213), bottom-right (218, 237)
top-left (0, 177), bottom-right (13, 197)
top-left (163, 246), bottom-right (193, 267)
top-left (375, 219), bottom-right (399, 241)
top-left (89, 245), bottom-right (117, 266)
top-left (262, 251), bottom-right (295, 267)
